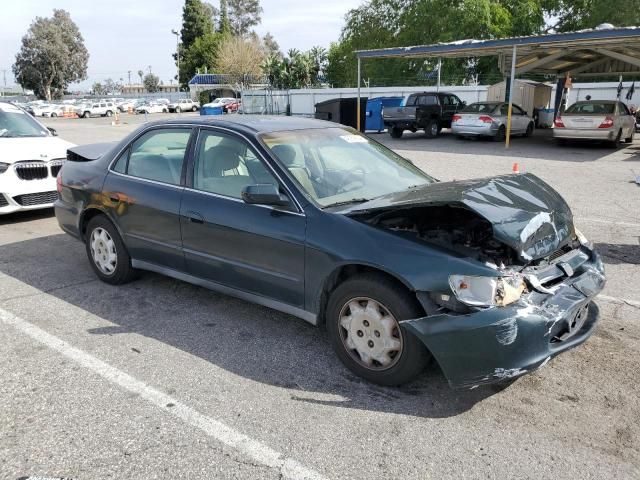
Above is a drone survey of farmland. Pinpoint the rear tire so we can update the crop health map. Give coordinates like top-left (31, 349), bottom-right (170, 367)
top-left (524, 122), bottom-right (534, 137)
top-left (610, 130), bottom-right (622, 149)
top-left (175, 106), bottom-right (181, 113)
top-left (326, 273), bottom-right (430, 386)
top-left (85, 215), bottom-right (136, 285)
top-left (625, 129), bottom-right (634, 143)
top-left (192, 106), bottom-right (197, 112)
top-left (105, 110), bottom-right (113, 117)
top-left (83, 111), bottom-right (90, 118)
top-left (424, 120), bottom-right (439, 138)
top-left (51, 113), bottom-right (57, 118)
top-left (494, 125), bottom-right (506, 142)
top-left (389, 127), bottom-right (403, 139)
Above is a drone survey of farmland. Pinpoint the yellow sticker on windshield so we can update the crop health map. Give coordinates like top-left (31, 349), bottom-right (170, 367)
top-left (340, 135), bottom-right (367, 143)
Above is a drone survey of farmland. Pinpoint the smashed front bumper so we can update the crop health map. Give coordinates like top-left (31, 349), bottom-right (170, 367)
top-left (402, 247), bottom-right (606, 389)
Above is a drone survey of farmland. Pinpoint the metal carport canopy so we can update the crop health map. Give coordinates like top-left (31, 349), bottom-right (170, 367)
top-left (352, 26), bottom-right (640, 145)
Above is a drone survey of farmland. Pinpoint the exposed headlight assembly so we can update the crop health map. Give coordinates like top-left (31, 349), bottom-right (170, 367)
top-left (0, 162), bottom-right (9, 174)
top-left (574, 228), bottom-right (588, 246)
top-left (449, 274), bottom-right (526, 307)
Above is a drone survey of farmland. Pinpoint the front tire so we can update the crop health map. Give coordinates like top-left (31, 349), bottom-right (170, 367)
top-left (105, 110), bottom-right (113, 117)
top-left (175, 106), bottom-right (181, 113)
top-left (192, 106), bottom-right (197, 112)
top-left (326, 274), bottom-right (430, 386)
top-left (85, 215), bottom-right (136, 285)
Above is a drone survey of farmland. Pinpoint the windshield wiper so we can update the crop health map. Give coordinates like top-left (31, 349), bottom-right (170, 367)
top-left (323, 198), bottom-right (370, 209)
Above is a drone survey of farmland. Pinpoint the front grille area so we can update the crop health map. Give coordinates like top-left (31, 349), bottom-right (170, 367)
top-left (49, 159), bottom-right (65, 177)
top-left (0, 194), bottom-right (8, 207)
top-left (13, 191), bottom-right (58, 206)
top-left (15, 162), bottom-right (48, 180)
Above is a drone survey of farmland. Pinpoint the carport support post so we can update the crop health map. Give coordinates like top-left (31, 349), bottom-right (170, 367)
top-left (437, 58), bottom-right (442, 92)
top-left (357, 56), bottom-right (362, 131)
top-left (505, 44), bottom-right (517, 148)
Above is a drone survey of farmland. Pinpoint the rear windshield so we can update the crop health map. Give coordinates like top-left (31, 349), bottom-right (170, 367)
top-left (462, 103), bottom-right (499, 114)
top-left (565, 102), bottom-right (615, 114)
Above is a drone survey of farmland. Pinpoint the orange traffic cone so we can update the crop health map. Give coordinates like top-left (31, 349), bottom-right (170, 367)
top-left (512, 162), bottom-right (519, 174)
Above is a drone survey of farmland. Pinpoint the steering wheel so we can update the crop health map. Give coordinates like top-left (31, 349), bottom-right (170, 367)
top-left (335, 168), bottom-right (366, 194)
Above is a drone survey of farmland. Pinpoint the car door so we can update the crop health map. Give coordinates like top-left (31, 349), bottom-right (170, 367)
top-left (441, 94), bottom-right (462, 127)
top-left (618, 102), bottom-right (634, 137)
top-left (512, 105), bottom-right (528, 132)
top-left (102, 126), bottom-right (194, 270)
top-left (180, 128), bottom-right (306, 308)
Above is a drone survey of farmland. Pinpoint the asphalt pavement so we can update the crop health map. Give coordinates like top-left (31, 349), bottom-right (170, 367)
top-left (1, 113), bottom-right (638, 479)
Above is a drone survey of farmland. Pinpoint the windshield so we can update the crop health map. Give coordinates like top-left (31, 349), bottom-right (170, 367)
top-left (462, 103), bottom-right (499, 114)
top-left (0, 103), bottom-right (49, 138)
top-left (261, 127), bottom-right (435, 208)
top-left (565, 102), bottom-right (616, 115)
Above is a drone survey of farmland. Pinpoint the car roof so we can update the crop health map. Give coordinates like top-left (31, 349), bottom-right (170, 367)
top-left (150, 115), bottom-right (343, 134)
top-left (573, 100), bottom-right (617, 104)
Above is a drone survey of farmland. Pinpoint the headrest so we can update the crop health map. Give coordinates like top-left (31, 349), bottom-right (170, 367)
top-left (205, 145), bottom-right (241, 172)
top-left (271, 144), bottom-right (297, 167)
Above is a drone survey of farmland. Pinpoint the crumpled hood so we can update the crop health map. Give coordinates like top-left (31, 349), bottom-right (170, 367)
top-left (345, 173), bottom-right (574, 262)
top-left (0, 136), bottom-right (75, 163)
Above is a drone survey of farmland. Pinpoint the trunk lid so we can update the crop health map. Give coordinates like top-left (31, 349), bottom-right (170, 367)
top-left (561, 114), bottom-right (609, 129)
top-left (345, 173), bottom-right (574, 262)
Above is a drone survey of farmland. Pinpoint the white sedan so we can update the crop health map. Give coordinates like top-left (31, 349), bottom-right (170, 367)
top-left (0, 102), bottom-right (75, 214)
top-left (135, 103), bottom-right (168, 114)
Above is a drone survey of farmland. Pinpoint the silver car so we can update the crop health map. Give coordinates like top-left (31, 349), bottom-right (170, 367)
top-left (451, 102), bottom-right (534, 141)
top-left (553, 100), bottom-right (635, 147)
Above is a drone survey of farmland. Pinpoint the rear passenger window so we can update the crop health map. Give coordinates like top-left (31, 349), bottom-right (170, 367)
top-left (125, 128), bottom-right (191, 185)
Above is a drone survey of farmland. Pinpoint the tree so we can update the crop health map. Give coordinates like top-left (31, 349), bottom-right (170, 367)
top-left (227, 0), bottom-right (262, 36)
top-left (180, 0), bottom-right (215, 49)
top-left (546, 0), bottom-right (640, 32)
top-left (143, 73), bottom-right (160, 92)
top-left (92, 82), bottom-right (104, 95)
top-left (137, 70), bottom-right (144, 84)
top-left (218, 0), bottom-right (232, 34)
top-left (262, 47), bottom-right (326, 89)
top-left (324, 0), bottom-right (549, 88)
top-left (181, 32), bottom-right (223, 80)
top-left (12, 9), bottom-right (89, 100)
top-left (262, 32), bottom-right (281, 58)
top-left (217, 35), bottom-right (265, 78)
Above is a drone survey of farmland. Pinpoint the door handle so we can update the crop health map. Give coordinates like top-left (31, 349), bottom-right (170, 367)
top-left (186, 211), bottom-right (204, 224)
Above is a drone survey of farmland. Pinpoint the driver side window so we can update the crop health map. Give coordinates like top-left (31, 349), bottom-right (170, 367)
top-left (193, 130), bottom-right (278, 199)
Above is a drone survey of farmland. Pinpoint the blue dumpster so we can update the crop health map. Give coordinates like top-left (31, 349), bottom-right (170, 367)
top-left (365, 97), bottom-right (404, 132)
top-left (200, 105), bottom-right (223, 115)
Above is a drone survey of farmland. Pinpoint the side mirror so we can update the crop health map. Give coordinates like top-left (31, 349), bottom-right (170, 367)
top-left (241, 184), bottom-right (290, 207)
top-left (47, 127), bottom-right (58, 136)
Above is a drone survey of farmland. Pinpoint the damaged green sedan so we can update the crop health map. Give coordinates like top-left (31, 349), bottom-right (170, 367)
top-left (55, 117), bottom-right (605, 388)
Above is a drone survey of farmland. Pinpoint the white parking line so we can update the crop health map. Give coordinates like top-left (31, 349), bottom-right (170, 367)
top-left (0, 307), bottom-right (327, 480)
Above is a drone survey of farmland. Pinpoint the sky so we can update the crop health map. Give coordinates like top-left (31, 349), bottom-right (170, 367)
top-left (0, 0), bottom-right (363, 90)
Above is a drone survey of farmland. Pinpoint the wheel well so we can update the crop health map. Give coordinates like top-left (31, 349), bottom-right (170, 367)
top-left (79, 208), bottom-right (106, 241)
top-left (317, 264), bottom-right (424, 326)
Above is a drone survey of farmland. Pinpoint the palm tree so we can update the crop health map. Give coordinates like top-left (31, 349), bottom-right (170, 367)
top-left (137, 70), bottom-right (144, 84)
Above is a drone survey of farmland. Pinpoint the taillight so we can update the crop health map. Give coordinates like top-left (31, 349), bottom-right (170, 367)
top-left (478, 115), bottom-right (494, 123)
top-left (56, 172), bottom-right (62, 193)
top-left (598, 116), bottom-right (614, 128)
top-left (554, 117), bottom-right (565, 128)
top-left (452, 114), bottom-right (461, 122)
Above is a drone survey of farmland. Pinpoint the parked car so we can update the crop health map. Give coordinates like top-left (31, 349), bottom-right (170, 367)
top-left (117, 99), bottom-right (139, 112)
top-left (452, 101), bottom-right (535, 141)
top-left (553, 100), bottom-right (636, 147)
top-left (54, 116), bottom-right (604, 388)
top-left (76, 101), bottom-right (117, 118)
top-left (41, 104), bottom-right (66, 118)
top-left (29, 103), bottom-right (53, 117)
top-left (0, 102), bottom-right (74, 214)
top-left (383, 92), bottom-right (466, 138)
top-left (168, 98), bottom-right (200, 113)
top-left (223, 98), bottom-right (241, 113)
top-left (135, 102), bottom-right (169, 114)
top-left (203, 97), bottom-right (235, 110)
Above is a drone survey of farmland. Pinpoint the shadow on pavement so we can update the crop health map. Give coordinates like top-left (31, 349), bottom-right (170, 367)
top-left (374, 128), bottom-right (630, 163)
top-left (0, 208), bottom-right (55, 225)
top-left (595, 242), bottom-right (640, 265)
top-left (0, 233), bottom-right (507, 419)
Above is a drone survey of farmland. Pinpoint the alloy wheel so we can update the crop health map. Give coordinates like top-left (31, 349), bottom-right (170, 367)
top-left (338, 297), bottom-right (404, 371)
top-left (90, 227), bottom-right (117, 275)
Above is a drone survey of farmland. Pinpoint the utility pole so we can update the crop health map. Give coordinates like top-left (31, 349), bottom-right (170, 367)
top-left (127, 70), bottom-right (131, 86)
top-left (171, 29), bottom-right (180, 85)
top-left (1, 69), bottom-right (6, 96)
top-left (148, 65), bottom-right (152, 75)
